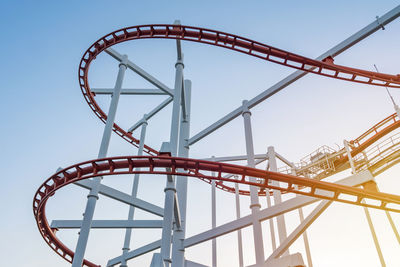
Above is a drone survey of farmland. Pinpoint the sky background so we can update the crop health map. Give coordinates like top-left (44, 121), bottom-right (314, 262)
top-left (1, 1), bottom-right (400, 266)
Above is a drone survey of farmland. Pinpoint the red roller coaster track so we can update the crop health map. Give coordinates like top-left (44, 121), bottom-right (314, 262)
top-left (78, 25), bottom-right (400, 157)
top-left (34, 156), bottom-right (400, 266)
top-left (35, 24), bottom-right (400, 266)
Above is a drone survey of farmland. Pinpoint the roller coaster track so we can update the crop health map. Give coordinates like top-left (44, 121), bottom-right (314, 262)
top-left (34, 24), bottom-right (400, 266)
top-left (285, 112), bottom-right (400, 180)
top-left (78, 25), bottom-right (400, 157)
top-left (34, 156), bottom-right (400, 266)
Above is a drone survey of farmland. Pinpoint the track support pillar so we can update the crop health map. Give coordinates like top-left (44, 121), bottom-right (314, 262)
top-left (120, 116), bottom-right (148, 267)
top-left (242, 100), bottom-right (265, 266)
top-left (172, 80), bottom-right (192, 267)
top-left (344, 140), bottom-right (386, 267)
top-left (267, 146), bottom-right (289, 256)
top-left (72, 55), bottom-right (128, 267)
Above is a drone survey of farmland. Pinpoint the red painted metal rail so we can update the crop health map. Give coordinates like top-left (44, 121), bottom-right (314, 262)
top-left (78, 24), bottom-right (400, 158)
top-left (327, 112), bottom-right (400, 175)
top-left (33, 156), bottom-right (400, 266)
top-left (77, 24), bottom-right (400, 196)
top-left (34, 25), bottom-right (400, 266)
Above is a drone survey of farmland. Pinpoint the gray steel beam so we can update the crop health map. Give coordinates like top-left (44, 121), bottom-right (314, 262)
top-left (128, 97), bottom-right (173, 133)
top-left (107, 239), bottom-right (162, 266)
top-left (183, 171), bottom-right (373, 248)
top-left (71, 55), bottom-right (128, 267)
top-left (181, 78), bottom-right (187, 122)
top-left (187, 6), bottom-right (400, 146)
top-left (50, 220), bottom-right (163, 229)
top-left (171, 80), bottom-right (192, 267)
top-left (92, 88), bottom-right (167, 95)
top-left (222, 157), bottom-right (268, 180)
top-left (275, 152), bottom-right (295, 168)
top-left (266, 200), bottom-right (331, 261)
top-left (105, 48), bottom-right (173, 96)
top-left (74, 180), bottom-right (164, 217)
top-left (174, 192), bottom-right (182, 229)
top-left (201, 153), bottom-right (267, 162)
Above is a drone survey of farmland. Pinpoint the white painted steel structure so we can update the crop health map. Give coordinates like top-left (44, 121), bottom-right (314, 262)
top-left (44, 5), bottom-right (400, 267)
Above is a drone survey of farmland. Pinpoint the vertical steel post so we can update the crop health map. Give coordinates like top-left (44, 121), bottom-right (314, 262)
top-left (171, 80), bottom-right (192, 267)
top-left (265, 163), bottom-right (277, 252)
top-left (160, 54), bottom-right (184, 267)
top-left (234, 176), bottom-right (244, 267)
top-left (291, 166), bottom-right (313, 267)
top-left (344, 140), bottom-right (386, 267)
top-left (71, 55), bottom-right (128, 267)
top-left (120, 117), bottom-right (148, 267)
top-left (267, 146), bottom-right (288, 255)
top-left (385, 211), bottom-right (400, 245)
top-left (242, 100), bottom-right (265, 266)
top-left (211, 156), bottom-right (217, 267)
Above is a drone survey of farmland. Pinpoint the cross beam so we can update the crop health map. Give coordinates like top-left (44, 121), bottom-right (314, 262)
top-left (183, 171), bottom-right (373, 248)
top-left (105, 48), bottom-right (174, 96)
top-left (74, 180), bottom-right (164, 217)
top-left (51, 220), bottom-right (163, 229)
top-left (187, 7), bottom-right (400, 146)
top-left (91, 88), bottom-right (168, 95)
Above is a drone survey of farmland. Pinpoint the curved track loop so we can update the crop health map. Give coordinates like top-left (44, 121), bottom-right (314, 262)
top-left (351, 113), bottom-right (399, 152)
top-left (330, 113), bottom-right (400, 176)
top-left (78, 24), bottom-right (400, 157)
top-left (34, 156), bottom-right (400, 266)
top-left (35, 25), bottom-right (400, 266)
top-left (78, 24), bottom-right (400, 195)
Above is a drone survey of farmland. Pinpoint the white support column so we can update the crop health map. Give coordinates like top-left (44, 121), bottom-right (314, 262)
top-left (242, 100), bottom-right (265, 266)
top-left (183, 171), bottom-right (374, 250)
top-left (120, 117), bottom-right (148, 267)
top-left (265, 163), bottom-right (277, 252)
top-left (344, 140), bottom-right (386, 267)
top-left (267, 146), bottom-right (288, 256)
top-left (291, 166), bottom-right (313, 267)
top-left (171, 80), bottom-right (192, 267)
top-left (385, 211), bottom-right (400, 245)
top-left (211, 156), bottom-right (217, 267)
top-left (267, 200), bottom-right (331, 261)
top-left (71, 55), bottom-right (128, 267)
top-left (160, 48), bottom-right (184, 267)
top-left (187, 5), bottom-right (400, 147)
top-left (234, 176), bottom-right (244, 267)
top-left (160, 142), bottom-right (176, 267)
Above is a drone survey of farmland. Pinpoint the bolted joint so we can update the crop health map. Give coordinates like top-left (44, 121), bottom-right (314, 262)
top-left (375, 16), bottom-right (385, 30)
top-left (87, 193), bottom-right (99, 200)
top-left (160, 142), bottom-right (172, 156)
top-left (119, 54), bottom-right (129, 68)
top-left (362, 180), bottom-right (378, 192)
top-left (175, 59), bottom-right (184, 68)
top-left (164, 186), bottom-right (176, 193)
top-left (183, 138), bottom-right (190, 150)
top-left (178, 238), bottom-right (185, 252)
top-left (250, 203), bottom-right (261, 209)
top-left (136, 117), bottom-right (148, 130)
top-left (142, 114), bottom-right (149, 126)
top-left (164, 258), bottom-right (172, 264)
top-left (182, 114), bottom-right (190, 123)
top-left (241, 100), bottom-right (251, 116)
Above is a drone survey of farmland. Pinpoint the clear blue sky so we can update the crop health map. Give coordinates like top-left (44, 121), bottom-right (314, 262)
top-left (1, 1), bottom-right (400, 266)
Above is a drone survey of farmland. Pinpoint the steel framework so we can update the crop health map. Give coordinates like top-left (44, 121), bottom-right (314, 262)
top-left (34, 5), bottom-right (400, 267)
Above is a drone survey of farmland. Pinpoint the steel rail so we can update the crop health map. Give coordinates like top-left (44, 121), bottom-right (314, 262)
top-left (78, 24), bottom-right (400, 157)
top-left (34, 156), bottom-right (400, 266)
top-left (287, 112), bottom-right (400, 180)
top-left (78, 24), bottom-right (400, 198)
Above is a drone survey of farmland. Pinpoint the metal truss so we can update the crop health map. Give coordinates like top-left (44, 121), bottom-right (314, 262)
top-left (34, 5), bottom-right (400, 267)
